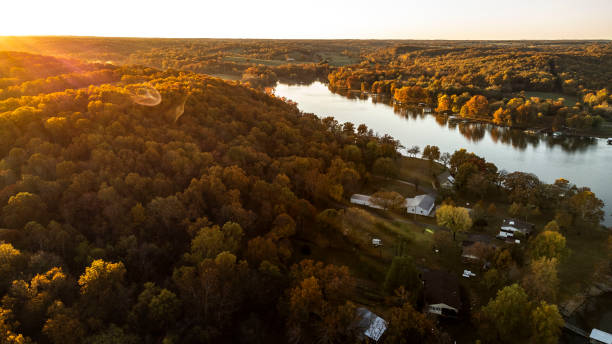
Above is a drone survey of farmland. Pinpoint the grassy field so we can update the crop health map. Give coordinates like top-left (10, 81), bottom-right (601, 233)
top-left (397, 156), bottom-right (445, 190)
top-left (317, 52), bottom-right (360, 66)
top-left (223, 55), bottom-right (293, 66)
top-left (521, 91), bottom-right (578, 106)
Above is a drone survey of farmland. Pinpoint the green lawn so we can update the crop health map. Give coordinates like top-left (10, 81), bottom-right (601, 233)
top-left (521, 91), bottom-right (578, 106)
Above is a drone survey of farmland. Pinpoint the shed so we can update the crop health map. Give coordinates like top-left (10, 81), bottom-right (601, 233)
top-left (590, 329), bottom-right (612, 344)
top-left (422, 270), bottom-right (461, 318)
top-left (356, 307), bottom-right (387, 342)
top-left (405, 194), bottom-right (436, 217)
top-left (436, 170), bottom-right (455, 189)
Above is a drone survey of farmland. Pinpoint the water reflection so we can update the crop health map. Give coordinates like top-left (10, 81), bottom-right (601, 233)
top-left (329, 86), bottom-right (597, 153)
top-left (275, 81), bottom-right (612, 225)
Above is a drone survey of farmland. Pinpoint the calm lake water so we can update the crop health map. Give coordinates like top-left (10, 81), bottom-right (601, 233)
top-left (274, 82), bottom-right (612, 227)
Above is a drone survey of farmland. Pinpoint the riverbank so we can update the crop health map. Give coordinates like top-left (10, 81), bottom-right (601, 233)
top-left (328, 86), bottom-right (612, 139)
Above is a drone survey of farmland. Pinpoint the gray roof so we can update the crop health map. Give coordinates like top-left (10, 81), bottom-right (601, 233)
top-left (590, 329), bottom-right (612, 344)
top-left (405, 194), bottom-right (435, 210)
top-left (502, 218), bottom-right (534, 233)
top-left (350, 194), bottom-right (372, 202)
top-left (356, 308), bottom-right (387, 342)
top-left (437, 170), bottom-right (452, 183)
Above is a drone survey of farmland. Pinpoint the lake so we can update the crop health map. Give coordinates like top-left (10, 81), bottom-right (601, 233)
top-left (274, 81), bottom-right (612, 227)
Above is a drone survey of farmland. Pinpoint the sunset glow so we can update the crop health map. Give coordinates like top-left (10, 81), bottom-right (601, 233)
top-left (2, 0), bottom-right (611, 39)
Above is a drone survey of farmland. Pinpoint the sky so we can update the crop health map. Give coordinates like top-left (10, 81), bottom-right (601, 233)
top-left (1, 0), bottom-right (611, 40)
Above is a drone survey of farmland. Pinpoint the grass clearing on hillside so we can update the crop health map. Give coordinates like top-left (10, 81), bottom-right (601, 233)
top-left (521, 91), bottom-right (578, 106)
top-left (397, 156), bottom-right (445, 190)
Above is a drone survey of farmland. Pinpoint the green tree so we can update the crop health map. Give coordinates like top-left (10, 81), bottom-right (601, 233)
top-left (436, 205), bottom-right (472, 240)
top-left (383, 256), bottom-right (421, 297)
top-left (372, 157), bottom-right (398, 179)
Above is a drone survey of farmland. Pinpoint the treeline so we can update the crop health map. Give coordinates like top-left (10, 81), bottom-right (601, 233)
top-left (327, 42), bottom-right (612, 129)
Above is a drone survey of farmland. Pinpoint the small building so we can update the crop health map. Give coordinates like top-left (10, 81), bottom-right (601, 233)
top-left (405, 194), bottom-right (436, 217)
top-left (590, 329), bottom-right (612, 344)
top-left (356, 307), bottom-right (387, 342)
top-left (500, 218), bottom-right (534, 236)
top-left (436, 171), bottom-right (455, 189)
top-left (607, 138), bottom-right (612, 145)
top-left (350, 194), bottom-right (383, 210)
top-left (422, 270), bottom-right (461, 318)
top-left (372, 238), bottom-right (382, 246)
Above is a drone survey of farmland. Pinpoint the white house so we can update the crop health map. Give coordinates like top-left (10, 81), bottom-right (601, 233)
top-left (356, 308), bottom-right (387, 342)
top-left (405, 194), bottom-right (435, 217)
top-left (422, 270), bottom-right (461, 318)
top-left (590, 329), bottom-right (612, 344)
top-left (350, 194), bottom-right (383, 210)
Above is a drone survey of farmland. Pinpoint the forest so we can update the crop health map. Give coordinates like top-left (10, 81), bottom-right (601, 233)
top-left (2, 37), bottom-right (610, 133)
top-left (0, 48), bottom-right (609, 343)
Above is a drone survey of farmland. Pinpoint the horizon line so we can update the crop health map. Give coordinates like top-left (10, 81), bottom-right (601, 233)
top-left (2, 35), bottom-right (611, 42)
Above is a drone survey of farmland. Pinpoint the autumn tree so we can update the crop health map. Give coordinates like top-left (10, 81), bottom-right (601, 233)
top-left (530, 302), bottom-right (564, 344)
top-left (422, 145), bottom-right (441, 162)
top-left (407, 145), bottom-right (420, 157)
top-left (42, 301), bottom-right (86, 344)
top-left (476, 284), bottom-right (531, 343)
top-left (528, 230), bottom-right (567, 261)
top-left (460, 95), bottom-right (489, 117)
top-left (567, 189), bottom-right (604, 232)
top-left (78, 259), bottom-right (128, 323)
top-left (185, 222), bottom-right (244, 263)
top-left (521, 257), bottom-right (560, 303)
top-left (1, 192), bottom-right (48, 229)
top-left (436, 205), bottom-right (472, 240)
top-left (370, 191), bottom-right (405, 210)
top-left (385, 302), bottom-right (441, 344)
top-left (435, 94), bottom-right (451, 114)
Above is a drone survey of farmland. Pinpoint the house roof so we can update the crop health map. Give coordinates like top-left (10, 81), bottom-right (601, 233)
top-left (590, 329), bottom-right (612, 344)
top-left (501, 218), bottom-right (534, 233)
top-left (351, 194), bottom-right (372, 202)
top-left (422, 270), bottom-right (461, 311)
top-left (356, 308), bottom-right (387, 342)
top-left (405, 194), bottom-right (435, 210)
top-left (502, 218), bottom-right (534, 229)
top-left (436, 170), bottom-right (453, 183)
